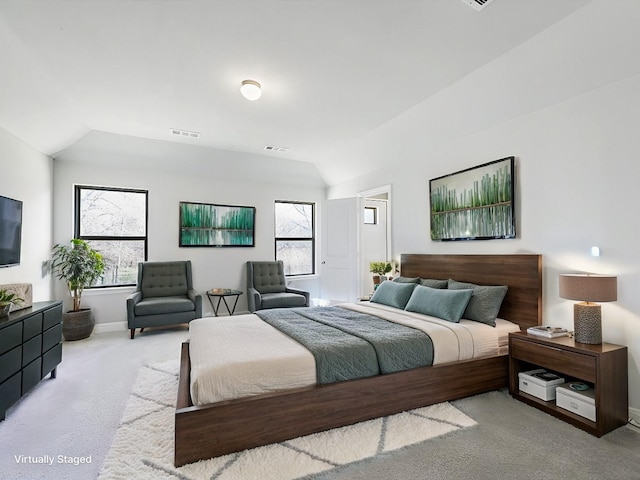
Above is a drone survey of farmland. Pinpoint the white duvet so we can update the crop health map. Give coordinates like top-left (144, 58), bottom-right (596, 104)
top-left (188, 302), bottom-right (520, 405)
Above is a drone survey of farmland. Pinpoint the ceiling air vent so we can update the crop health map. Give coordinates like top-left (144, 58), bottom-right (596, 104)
top-left (170, 128), bottom-right (200, 139)
top-left (264, 145), bottom-right (290, 153)
top-left (461, 0), bottom-right (495, 11)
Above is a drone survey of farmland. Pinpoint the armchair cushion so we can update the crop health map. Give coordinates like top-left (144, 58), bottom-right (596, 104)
top-left (250, 261), bottom-right (287, 294)
top-left (134, 296), bottom-right (196, 316)
top-left (260, 292), bottom-right (308, 309)
top-left (140, 261), bottom-right (190, 298)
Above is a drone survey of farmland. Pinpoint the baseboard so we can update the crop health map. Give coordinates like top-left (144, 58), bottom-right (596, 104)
top-left (94, 321), bottom-right (127, 334)
top-left (629, 407), bottom-right (640, 425)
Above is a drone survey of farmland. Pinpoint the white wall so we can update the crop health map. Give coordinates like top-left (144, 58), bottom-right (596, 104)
top-left (52, 152), bottom-right (325, 328)
top-left (0, 127), bottom-right (53, 301)
top-left (327, 2), bottom-right (640, 412)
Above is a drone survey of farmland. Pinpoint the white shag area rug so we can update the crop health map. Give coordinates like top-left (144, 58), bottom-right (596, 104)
top-left (98, 360), bottom-right (477, 480)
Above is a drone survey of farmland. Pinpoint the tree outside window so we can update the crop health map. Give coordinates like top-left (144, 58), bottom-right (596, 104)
top-left (75, 185), bottom-right (148, 287)
top-left (275, 201), bottom-right (314, 276)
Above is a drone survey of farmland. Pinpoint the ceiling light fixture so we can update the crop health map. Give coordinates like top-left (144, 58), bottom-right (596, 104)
top-left (240, 80), bottom-right (262, 101)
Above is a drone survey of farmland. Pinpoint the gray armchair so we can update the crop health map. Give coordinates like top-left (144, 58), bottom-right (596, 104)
top-left (127, 260), bottom-right (202, 339)
top-left (246, 260), bottom-right (309, 313)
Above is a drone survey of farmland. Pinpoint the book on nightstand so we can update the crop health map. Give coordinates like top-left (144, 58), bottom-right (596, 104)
top-left (527, 326), bottom-right (570, 338)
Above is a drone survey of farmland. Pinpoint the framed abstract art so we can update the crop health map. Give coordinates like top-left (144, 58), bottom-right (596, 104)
top-left (429, 157), bottom-right (515, 241)
top-left (179, 201), bottom-right (255, 247)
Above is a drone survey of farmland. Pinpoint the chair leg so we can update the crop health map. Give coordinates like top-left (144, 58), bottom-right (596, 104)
top-left (130, 328), bottom-right (135, 339)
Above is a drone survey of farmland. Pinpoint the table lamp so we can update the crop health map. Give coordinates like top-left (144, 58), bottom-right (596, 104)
top-left (559, 273), bottom-right (617, 344)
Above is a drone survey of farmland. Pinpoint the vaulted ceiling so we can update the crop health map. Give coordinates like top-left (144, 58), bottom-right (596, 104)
top-left (0, 0), bottom-right (590, 185)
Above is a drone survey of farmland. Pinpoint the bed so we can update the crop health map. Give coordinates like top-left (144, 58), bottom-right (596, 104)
top-left (175, 253), bottom-right (542, 466)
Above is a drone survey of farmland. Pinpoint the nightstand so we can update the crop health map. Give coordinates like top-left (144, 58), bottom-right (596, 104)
top-left (508, 332), bottom-right (628, 436)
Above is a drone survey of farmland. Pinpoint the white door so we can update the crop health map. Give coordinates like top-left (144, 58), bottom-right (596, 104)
top-left (360, 199), bottom-right (388, 298)
top-left (320, 197), bottom-right (359, 303)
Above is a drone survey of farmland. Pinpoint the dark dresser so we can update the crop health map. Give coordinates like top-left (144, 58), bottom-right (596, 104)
top-left (0, 301), bottom-right (63, 420)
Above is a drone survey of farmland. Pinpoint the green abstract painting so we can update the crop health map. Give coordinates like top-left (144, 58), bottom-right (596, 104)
top-left (179, 202), bottom-right (255, 247)
top-left (429, 157), bottom-right (515, 241)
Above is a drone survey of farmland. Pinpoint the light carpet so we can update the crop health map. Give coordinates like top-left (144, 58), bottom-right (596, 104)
top-left (98, 360), bottom-right (477, 480)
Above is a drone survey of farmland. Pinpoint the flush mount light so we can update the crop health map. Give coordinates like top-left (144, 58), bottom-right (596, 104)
top-left (240, 79), bottom-right (262, 101)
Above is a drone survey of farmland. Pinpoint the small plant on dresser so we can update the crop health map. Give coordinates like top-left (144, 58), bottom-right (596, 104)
top-left (0, 289), bottom-right (23, 316)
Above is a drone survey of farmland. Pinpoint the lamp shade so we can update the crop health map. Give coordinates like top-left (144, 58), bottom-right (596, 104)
top-left (559, 274), bottom-right (617, 302)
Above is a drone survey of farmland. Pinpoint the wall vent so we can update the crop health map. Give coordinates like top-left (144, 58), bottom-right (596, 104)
top-left (264, 145), bottom-right (290, 153)
top-left (461, 0), bottom-right (495, 11)
top-left (171, 128), bottom-right (200, 139)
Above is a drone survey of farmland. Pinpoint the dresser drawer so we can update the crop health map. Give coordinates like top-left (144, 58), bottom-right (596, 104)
top-left (22, 357), bottom-right (42, 394)
top-left (22, 334), bottom-right (42, 367)
top-left (43, 324), bottom-right (62, 352)
top-left (43, 304), bottom-right (62, 330)
top-left (0, 345), bottom-right (22, 383)
top-left (42, 343), bottom-right (62, 377)
top-left (511, 337), bottom-right (596, 382)
top-left (0, 322), bottom-right (22, 356)
top-left (23, 313), bottom-right (43, 341)
top-left (0, 372), bottom-right (22, 418)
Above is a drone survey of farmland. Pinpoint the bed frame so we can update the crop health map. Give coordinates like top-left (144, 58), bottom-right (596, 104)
top-left (175, 253), bottom-right (542, 466)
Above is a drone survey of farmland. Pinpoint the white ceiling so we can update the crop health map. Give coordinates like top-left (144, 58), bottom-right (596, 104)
top-left (0, 0), bottom-right (590, 185)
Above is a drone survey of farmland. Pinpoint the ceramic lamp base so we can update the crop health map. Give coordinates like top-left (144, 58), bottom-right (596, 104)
top-left (574, 303), bottom-right (602, 344)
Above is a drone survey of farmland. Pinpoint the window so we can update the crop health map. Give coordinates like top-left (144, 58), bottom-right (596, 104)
top-left (275, 201), bottom-right (315, 276)
top-left (75, 185), bottom-right (148, 287)
top-left (364, 206), bottom-right (377, 224)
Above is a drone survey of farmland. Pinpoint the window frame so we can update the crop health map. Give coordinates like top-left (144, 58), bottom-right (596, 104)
top-left (274, 200), bottom-right (316, 276)
top-left (74, 185), bottom-right (149, 288)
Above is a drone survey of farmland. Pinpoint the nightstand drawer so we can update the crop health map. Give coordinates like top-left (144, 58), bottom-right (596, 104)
top-left (511, 338), bottom-right (596, 382)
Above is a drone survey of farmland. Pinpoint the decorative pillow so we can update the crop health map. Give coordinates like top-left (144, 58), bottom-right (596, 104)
top-left (393, 276), bottom-right (420, 284)
top-left (404, 285), bottom-right (473, 322)
top-left (447, 279), bottom-right (508, 327)
top-left (370, 281), bottom-right (416, 309)
top-left (419, 278), bottom-right (448, 289)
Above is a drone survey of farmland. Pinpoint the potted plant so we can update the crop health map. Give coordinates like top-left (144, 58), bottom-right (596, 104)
top-left (369, 261), bottom-right (393, 285)
top-left (0, 289), bottom-right (23, 317)
top-left (51, 239), bottom-right (105, 340)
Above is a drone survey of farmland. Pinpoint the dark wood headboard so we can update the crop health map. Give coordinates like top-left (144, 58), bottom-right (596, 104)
top-left (401, 254), bottom-right (542, 330)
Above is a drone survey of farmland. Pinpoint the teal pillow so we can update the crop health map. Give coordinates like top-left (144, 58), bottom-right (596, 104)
top-left (448, 279), bottom-right (508, 327)
top-left (404, 285), bottom-right (473, 322)
top-left (419, 278), bottom-right (448, 289)
top-left (393, 276), bottom-right (420, 284)
top-left (370, 281), bottom-right (416, 309)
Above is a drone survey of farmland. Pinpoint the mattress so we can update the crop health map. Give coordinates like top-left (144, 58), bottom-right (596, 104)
top-left (188, 302), bottom-right (520, 405)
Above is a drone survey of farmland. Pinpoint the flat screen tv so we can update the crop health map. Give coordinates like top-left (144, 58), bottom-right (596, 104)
top-left (429, 156), bottom-right (516, 241)
top-left (0, 195), bottom-right (23, 267)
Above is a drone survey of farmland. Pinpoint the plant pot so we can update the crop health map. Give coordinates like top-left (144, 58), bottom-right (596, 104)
top-left (0, 304), bottom-right (11, 317)
top-left (62, 309), bottom-right (95, 341)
